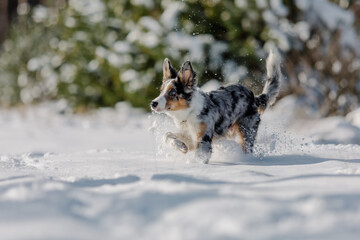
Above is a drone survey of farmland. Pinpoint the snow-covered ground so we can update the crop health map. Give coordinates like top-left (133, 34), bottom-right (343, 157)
top-left (0, 98), bottom-right (360, 240)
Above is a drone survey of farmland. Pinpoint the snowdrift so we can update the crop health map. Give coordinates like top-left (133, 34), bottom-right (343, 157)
top-left (0, 99), bottom-right (359, 239)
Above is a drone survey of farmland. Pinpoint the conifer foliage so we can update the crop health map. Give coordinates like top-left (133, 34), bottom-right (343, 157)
top-left (0, 0), bottom-right (359, 115)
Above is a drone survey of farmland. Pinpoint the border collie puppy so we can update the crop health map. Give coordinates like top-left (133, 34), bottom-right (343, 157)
top-left (151, 50), bottom-right (281, 163)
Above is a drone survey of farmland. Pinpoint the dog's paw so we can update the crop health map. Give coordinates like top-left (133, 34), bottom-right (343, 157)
top-left (164, 132), bottom-right (176, 142)
top-left (195, 149), bottom-right (210, 164)
top-left (164, 132), bottom-right (188, 153)
top-left (172, 139), bottom-right (188, 153)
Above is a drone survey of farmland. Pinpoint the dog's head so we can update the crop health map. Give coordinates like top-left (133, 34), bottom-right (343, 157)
top-left (151, 58), bottom-right (197, 112)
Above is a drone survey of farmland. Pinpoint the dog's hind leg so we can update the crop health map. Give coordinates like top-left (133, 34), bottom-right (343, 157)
top-left (228, 123), bottom-right (247, 153)
top-left (237, 114), bottom-right (261, 153)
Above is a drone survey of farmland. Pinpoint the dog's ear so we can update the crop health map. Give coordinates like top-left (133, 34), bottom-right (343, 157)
top-left (178, 61), bottom-right (197, 90)
top-left (163, 58), bottom-right (177, 81)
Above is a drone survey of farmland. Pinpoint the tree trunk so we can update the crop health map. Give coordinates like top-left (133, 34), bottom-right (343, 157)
top-left (0, 0), bottom-right (8, 43)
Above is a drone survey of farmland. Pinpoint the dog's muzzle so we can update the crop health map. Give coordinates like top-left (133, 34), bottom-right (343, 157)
top-left (150, 101), bottom-right (158, 111)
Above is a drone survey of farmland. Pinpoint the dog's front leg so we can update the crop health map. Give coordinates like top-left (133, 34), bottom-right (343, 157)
top-left (195, 123), bottom-right (213, 164)
top-left (164, 132), bottom-right (188, 153)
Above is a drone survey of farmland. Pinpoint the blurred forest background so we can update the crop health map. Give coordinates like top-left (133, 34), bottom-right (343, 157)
top-left (0, 0), bottom-right (359, 116)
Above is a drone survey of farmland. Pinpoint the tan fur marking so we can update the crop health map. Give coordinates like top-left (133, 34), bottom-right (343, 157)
top-left (166, 98), bottom-right (188, 111)
top-left (258, 106), bottom-right (265, 114)
top-left (166, 84), bottom-right (173, 92)
top-left (238, 127), bottom-right (247, 153)
top-left (196, 122), bottom-right (207, 148)
top-left (178, 71), bottom-right (183, 81)
top-left (229, 123), bottom-right (247, 153)
top-left (167, 132), bottom-right (195, 151)
top-left (178, 70), bottom-right (193, 89)
top-left (160, 80), bottom-right (173, 93)
top-left (163, 59), bottom-right (172, 80)
top-left (183, 69), bottom-right (192, 83)
top-left (163, 84), bottom-right (189, 111)
top-left (163, 72), bottom-right (171, 80)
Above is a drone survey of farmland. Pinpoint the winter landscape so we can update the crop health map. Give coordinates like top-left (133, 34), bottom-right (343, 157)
top-left (1, 0), bottom-right (360, 239)
top-left (1, 95), bottom-right (360, 239)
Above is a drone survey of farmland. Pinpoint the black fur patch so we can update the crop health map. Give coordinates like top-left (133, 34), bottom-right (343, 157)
top-left (202, 134), bottom-right (212, 143)
top-left (215, 115), bottom-right (225, 135)
top-left (174, 79), bottom-right (192, 102)
top-left (200, 107), bottom-right (209, 116)
top-left (169, 65), bottom-right (178, 79)
top-left (255, 93), bottom-right (268, 108)
top-left (244, 102), bottom-right (257, 117)
top-left (210, 95), bottom-right (220, 107)
top-left (230, 91), bottom-right (238, 111)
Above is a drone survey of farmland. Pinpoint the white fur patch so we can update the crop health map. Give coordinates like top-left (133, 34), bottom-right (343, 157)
top-left (166, 90), bottom-right (205, 146)
top-left (266, 48), bottom-right (280, 78)
top-left (156, 96), bottom-right (166, 111)
top-left (166, 89), bottom-right (204, 123)
top-left (153, 80), bottom-right (175, 112)
top-left (189, 90), bottom-right (205, 115)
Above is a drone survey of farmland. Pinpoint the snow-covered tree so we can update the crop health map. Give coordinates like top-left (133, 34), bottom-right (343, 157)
top-left (0, 0), bottom-right (359, 115)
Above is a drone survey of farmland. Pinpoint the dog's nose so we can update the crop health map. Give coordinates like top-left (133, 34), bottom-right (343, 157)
top-left (151, 101), bottom-right (158, 109)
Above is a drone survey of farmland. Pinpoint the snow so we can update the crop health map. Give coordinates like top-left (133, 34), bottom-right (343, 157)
top-left (313, 0), bottom-right (353, 31)
top-left (113, 41), bottom-right (132, 54)
top-left (32, 5), bottom-right (48, 23)
top-left (160, 2), bottom-right (186, 30)
top-left (209, 42), bottom-right (228, 70)
top-left (295, 0), bottom-right (360, 56)
top-left (0, 100), bottom-right (360, 239)
top-left (222, 61), bottom-right (248, 83)
top-left (131, 0), bottom-right (154, 9)
top-left (294, 21), bottom-right (310, 41)
top-left (139, 16), bottom-right (163, 36)
top-left (346, 108), bottom-right (360, 129)
top-left (270, 0), bottom-right (288, 17)
top-left (167, 32), bottom-right (213, 62)
top-left (235, 0), bottom-right (247, 9)
top-left (69, 0), bottom-right (105, 18)
top-left (200, 79), bottom-right (221, 93)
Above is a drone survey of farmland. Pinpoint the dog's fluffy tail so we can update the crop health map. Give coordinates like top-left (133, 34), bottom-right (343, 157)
top-left (255, 49), bottom-right (282, 114)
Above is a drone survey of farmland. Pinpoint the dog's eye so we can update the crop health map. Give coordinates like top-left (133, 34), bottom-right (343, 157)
top-left (168, 89), bottom-right (176, 97)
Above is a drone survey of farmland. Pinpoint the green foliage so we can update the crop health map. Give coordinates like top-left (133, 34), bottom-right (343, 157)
top-left (0, 0), bottom-right (359, 115)
top-left (0, 0), bottom-right (271, 111)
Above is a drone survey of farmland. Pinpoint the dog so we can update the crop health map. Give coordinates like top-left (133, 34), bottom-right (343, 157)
top-left (151, 50), bottom-right (281, 163)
